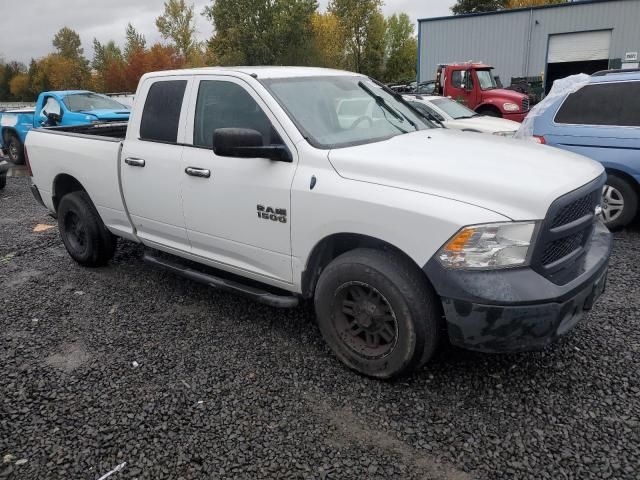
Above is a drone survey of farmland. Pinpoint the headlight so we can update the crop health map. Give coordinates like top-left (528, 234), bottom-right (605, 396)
top-left (438, 222), bottom-right (537, 269)
top-left (503, 102), bottom-right (520, 112)
top-left (492, 130), bottom-right (515, 137)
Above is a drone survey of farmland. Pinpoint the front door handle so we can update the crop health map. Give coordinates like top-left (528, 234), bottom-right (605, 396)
top-left (185, 167), bottom-right (211, 178)
top-left (125, 157), bottom-right (145, 167)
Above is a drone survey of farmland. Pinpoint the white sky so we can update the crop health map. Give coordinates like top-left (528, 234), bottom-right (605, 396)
top-left (0, 0), bottom-right (456, 65)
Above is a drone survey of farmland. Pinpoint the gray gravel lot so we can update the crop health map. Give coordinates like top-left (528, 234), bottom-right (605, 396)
top-left (1, 176), bottom-right (639, 480)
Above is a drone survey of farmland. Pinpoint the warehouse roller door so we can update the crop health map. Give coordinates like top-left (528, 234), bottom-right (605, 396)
top-left (545, 30), bottom-right (612, 93)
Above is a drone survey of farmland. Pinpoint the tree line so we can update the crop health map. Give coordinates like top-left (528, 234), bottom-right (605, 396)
top-left (451, 0), bottom-right (567, 15)
top-left (0, 0), bottom-right (419, 101)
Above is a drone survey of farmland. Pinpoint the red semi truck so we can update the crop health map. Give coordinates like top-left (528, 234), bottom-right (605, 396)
top-left (434, 63), bottom-right (530, 122)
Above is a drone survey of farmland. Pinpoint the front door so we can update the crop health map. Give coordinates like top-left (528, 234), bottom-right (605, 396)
top-left (180, 76), bottom-right (297, 284)
top-left (448, 69), bottom-right (474, 108)
top-left (121, 77), bottom-right (192, 251)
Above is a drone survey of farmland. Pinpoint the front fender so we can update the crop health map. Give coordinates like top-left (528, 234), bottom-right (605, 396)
top-left (290, 166), bottom-right (508, 292)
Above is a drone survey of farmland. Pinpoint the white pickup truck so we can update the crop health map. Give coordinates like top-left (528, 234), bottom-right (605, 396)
top-left (26, 67), bottom-right (612, 379)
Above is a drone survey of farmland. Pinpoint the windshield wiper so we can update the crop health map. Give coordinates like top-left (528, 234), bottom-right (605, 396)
top-left (357, 81), bottom-right (406, 123)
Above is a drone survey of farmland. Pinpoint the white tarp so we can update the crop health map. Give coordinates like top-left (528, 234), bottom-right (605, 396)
top-left (515, 73), bottom-right (591, 139)
top-left (548, 30), bottom-right (612, 63)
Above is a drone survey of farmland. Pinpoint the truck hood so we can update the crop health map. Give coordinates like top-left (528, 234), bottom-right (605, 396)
top-left (487, 88), bottom-right (527, 103)
top-left (446, 115), bottom-right (520, 134)
top-left (87, 109), bottom-right (130, 120)
top-left (327, 129), bottom-right (604, 220)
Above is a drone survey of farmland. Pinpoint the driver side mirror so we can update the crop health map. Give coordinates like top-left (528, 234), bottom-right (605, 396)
top-left (213, 128), bottom-right (292, 163)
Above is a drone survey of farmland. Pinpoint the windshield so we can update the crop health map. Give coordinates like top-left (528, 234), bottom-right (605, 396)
top-left (261, 76), bottom-right (432, 149)
top-left (476, 70), bottom-right (497, 90)
top-left (431, 98), bottom-right (477, 119)
top-left (63, 93), bottom-right (128, 112)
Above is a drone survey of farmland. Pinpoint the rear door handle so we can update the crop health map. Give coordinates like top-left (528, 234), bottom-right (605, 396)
top-left (125, 157), bottom-right (145, 167)
top-left (185, 167), bottom-right (211, 178)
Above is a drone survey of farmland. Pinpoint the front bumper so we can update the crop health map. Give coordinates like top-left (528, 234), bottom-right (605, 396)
top-left (503, 111), bottom-right (528, 123)
top-left (424, 221), bottom-right (612, 353)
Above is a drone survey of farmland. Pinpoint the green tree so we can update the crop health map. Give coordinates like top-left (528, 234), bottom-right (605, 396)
top-left (203, 0), bottom-right (318, 66)
top-left (384, 13), bottom-right (417, 83)
top-left (451, 0), bottom-right (507, 14)
top-left (310, 12), bottom-right (346, 68)
top-left (52, 27), bottom-right (84, 60)
top-left (360, 11), bottom-right (386, 78)
top-left (124, 23), bottom-right (147, 60)
top-left (93, 39), bottom-right (125, 92)
top-left (328, 0), bottom-right (384, 75)
top-left (507, 0), bottom-right (566, 7)
top-left (0, 61), bottom-right (26, 101)
top-left (156, 0), bottom-right (196, 58)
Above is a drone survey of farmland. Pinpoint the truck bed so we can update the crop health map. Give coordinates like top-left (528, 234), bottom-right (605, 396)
top-left (26, 123), bottom-right (135, 240)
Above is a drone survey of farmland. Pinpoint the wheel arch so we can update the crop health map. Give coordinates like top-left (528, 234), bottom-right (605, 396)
top-left (52, 173), bottom-right (89, 212)
top-left (1, 127), bottom-right (19, 144)
top-left (605, 168), bottom-right (640, 194)
top-left (301, 232), bottom-right (431, 299)
top-left (475, 104), bottom-right (502, 116)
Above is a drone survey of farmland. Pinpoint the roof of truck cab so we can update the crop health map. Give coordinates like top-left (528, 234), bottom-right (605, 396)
top-left (141, 66), bottom-right (362, 80)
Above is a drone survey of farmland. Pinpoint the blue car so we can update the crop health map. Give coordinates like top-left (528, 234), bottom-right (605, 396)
top-left (528, 70), bottom-right (640, 229)
top-left (0, 90), bottom-right (130, 164)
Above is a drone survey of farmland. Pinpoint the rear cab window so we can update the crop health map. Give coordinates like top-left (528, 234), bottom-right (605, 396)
top-left (554, 81), bottom-right (640, 127)
top-left (140, 80), bottom-right (188, 143)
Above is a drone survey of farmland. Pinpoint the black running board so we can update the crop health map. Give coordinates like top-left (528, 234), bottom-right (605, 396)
top-left (143, 252), bottom-right (299, 308)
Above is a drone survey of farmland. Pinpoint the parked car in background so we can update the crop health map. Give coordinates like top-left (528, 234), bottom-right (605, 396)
top-left (0, 90), bottom-right (130, 164)
top-left (434, 63), bottom-right (531, 122)
top-left (522, 70), bottom-right (640, 229)
top-left (416, 80), bottom-right (436, 95)
top-left (25, 67), bottom-right (611, 379)
top-left (404, 94), bottom-right (520, 136)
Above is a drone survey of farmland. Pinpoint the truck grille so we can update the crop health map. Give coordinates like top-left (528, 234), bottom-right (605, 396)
top-left (541, 231), bottom-right (585, 265)
top-left (522, 97), bottom-right (530, 112)
top-left (531, 175), bottom-right (604, 285)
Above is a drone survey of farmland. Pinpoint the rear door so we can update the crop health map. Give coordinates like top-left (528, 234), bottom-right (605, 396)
top-left (121, 76), bottom-right (192, 251)
top-left (180, 75), bottom-right (297, 284)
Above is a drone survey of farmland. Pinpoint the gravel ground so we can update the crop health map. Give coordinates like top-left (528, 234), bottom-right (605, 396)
top-left (1, 176), bottom-right (639, 480)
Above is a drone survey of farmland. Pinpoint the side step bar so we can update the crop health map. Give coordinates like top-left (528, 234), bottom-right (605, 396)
top-left (143, 252), bottom-right (300, 309)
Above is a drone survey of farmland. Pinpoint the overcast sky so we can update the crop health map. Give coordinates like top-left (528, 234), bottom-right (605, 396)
top-left (0, 0), bottom-right (455, 65)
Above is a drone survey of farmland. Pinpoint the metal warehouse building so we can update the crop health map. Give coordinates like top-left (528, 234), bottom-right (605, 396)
top-left (417, 0), bottom-right (640, 92)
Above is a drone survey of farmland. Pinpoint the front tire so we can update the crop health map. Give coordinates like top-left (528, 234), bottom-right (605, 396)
top-left (0, 173), bottom-right (6, 190)
top-left (58, 191), bottom-right (117, 267)
top-left (314, 248), bottom-right (441, 379)
top-left (601, 175), bottom-right (638, 229)
top-left (6, 134), bottom-right (25, 164)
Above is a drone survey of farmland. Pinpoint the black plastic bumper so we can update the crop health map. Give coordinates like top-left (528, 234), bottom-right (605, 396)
top-left (424, 221), bottom-right (612, 353)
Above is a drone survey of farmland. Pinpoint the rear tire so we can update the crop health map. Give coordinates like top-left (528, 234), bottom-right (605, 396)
top-left (58, 191), bottom-right (117, 267)
top-left (6, 134), bottom-right (25, 164)
top-left (314, 248), bottom-right (441, 379)
top-left (601, 174), bottom-right (638, 229)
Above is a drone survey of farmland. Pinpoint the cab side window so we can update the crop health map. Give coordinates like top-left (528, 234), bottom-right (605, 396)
top-left (451, 70), bottom-right (472, 90)
top-left (140, 80), bottom-right (187, 143)
top-left (555, 81), bottom-right (640, 127)
top-left (193, 80), bottom-right (282, 148)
